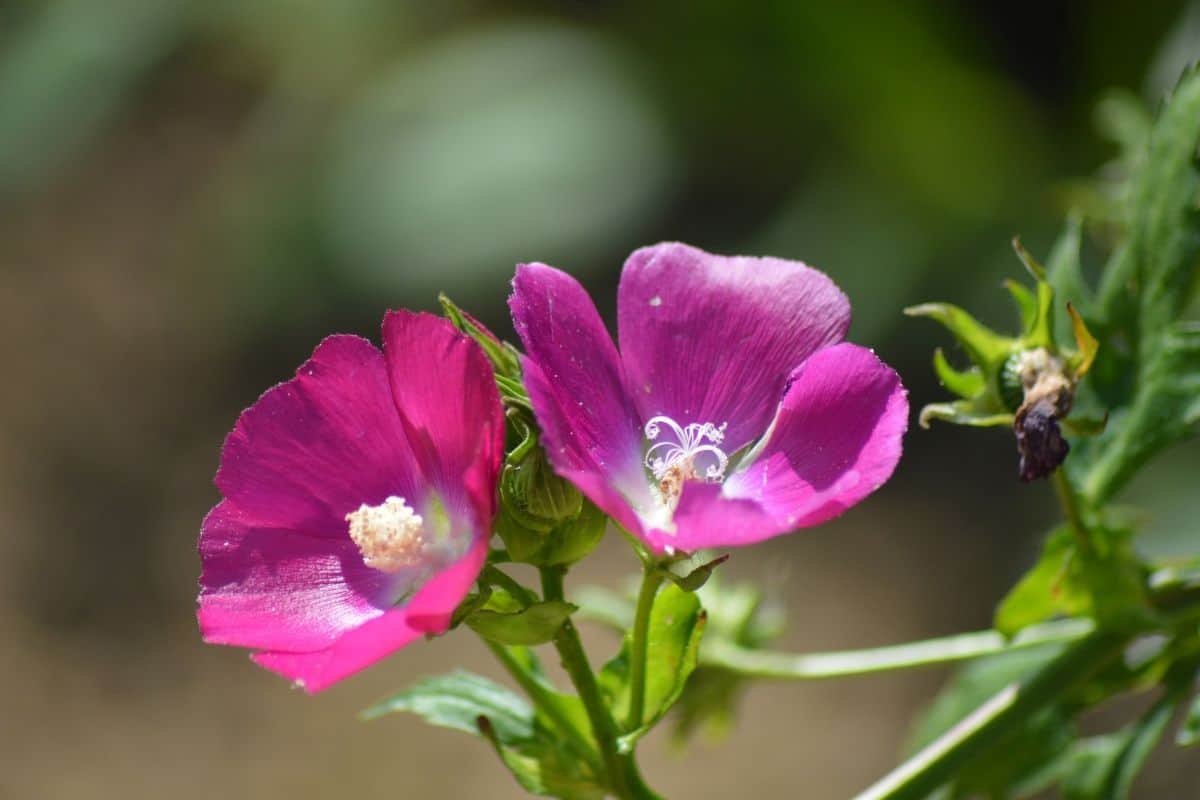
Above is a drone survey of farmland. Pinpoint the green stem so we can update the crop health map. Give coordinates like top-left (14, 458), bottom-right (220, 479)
top-left (852, 569), bottom-right (1200, 800)
top-left (483, 639), bottom-right (602, 776)
top-left (1052, 468), bottom-right (1093, 556)
top-left (625, 564), bottom-right (665, 730)
top-left (540, 566), bottom-right (657, 800)
top-left (852, 630), bottom-right (1129, 800)
top-left (701, 618), bottom-right (1095, 680)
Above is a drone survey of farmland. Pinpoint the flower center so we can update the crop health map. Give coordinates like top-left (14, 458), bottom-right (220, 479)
top-left (345, 496), bottom-right (426, 573)
top-left (643, 415), bottom-right (729, 509)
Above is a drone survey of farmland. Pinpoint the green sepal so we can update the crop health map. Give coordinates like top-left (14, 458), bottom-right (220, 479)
top-left (1011, 237), bottom-right (1056, 348)
top-left (496, 500), bottom-right (607, 567)
top-left (905, 302), bottom-right (1015, 374)
top-left (598, 583), bottom-right (706, 746)
top-left (917, 400), bottom-right (1012, 430)
top-left (933, 348), bottom-right (985, 399)
top-left (1005, 278), bottom-right (1039, 338)
top-left (439, 293), bottom-right (522, 380)
top-left (465, 599), bottom-right (578, 646)
top-left (1066, 303), bottom-right (1100, 377)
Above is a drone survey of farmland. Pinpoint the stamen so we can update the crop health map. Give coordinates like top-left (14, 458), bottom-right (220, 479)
top-left (643, 415), bottom-right (729, 509)
top-left (345, 496), bottom-right (425, 573)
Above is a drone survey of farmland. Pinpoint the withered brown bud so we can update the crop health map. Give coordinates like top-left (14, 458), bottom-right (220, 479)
top-left (1015, 399), bottom-right (1070, 481)
top-left (1011, 348), bottom-right (1076, 482)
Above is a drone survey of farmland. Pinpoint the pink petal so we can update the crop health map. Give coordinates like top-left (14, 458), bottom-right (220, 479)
top-left (640, 483), bottom-right (780, 555)
top-left (618, 242), bottom-right (851, 453)
top-left (382, 311), bottom-right (505, 527)
top-left (198, 500), bottom-right (393, 652)
top-left (251, 534), bottom-right (489, 693)
top-left (510, 264), bottom-right (656, 528)
top-left (721, 343), bottom-right (908, 537)
top-left (215, 335), bottom-right (423, 536)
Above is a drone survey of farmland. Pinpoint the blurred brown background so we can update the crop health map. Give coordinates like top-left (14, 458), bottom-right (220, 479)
top-left (2, 1), bottom-right (1199, 797)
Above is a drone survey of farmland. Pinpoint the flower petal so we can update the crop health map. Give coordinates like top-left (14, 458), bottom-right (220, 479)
top-left (640, 483), bottom-right (780, 555)
top-left (215, 335), bottom-right (423, 536)
top-left (251, 534), bottom-right (489, 693)
top-left (618, 242), bottom-right (851, 452)
top-left (198, 500), bottom-right (393, 652)
top-left (510, 263), bottom-right (655, 528)
top-left (722, 343), bottom-right (908, 536)
top-left (382, 311), bottom-right (505, 527)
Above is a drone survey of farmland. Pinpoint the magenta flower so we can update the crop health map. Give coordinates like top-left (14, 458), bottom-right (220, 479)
top-left (198, 311), bottom-right (503, 692)
top-left (510, 242), bottom-right (908, 556)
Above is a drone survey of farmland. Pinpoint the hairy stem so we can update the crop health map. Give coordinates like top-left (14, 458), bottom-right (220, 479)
top-left (625, 564), bottom-right (665, 731)
top-left (701, 618), bottom-right (1095, 679)
top-left (540, 566), bottom-right (658, 800)
top-left (1052, 468), bottom-right (1093, 556)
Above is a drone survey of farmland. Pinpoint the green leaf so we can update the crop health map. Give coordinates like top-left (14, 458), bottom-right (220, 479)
top-left (907, 645), bottom-right (1078, 798)
top-left (361, 669), bottom-right (604, 799)
top-left (477, 717), bottom-right (606, 800)
top-left (599, 583), bottom-right (706, 745)
top-left (995, 525), bottom-right (1150, 637)
top-left (1061, 691), bottom-right (1180, 800)
top-left (1176, 692), bottom-right (1200, 747)
top-left (361, 670), bottom-right (535, 738)
top-left (466, 600), bottom-right (578, 646)
top-left (1074, 68), bottom-right (1200, 502)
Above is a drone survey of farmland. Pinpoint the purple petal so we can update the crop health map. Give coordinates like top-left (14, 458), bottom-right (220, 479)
top-left (640, 483), bottom-right (781, 555)
top-left (510, 263), bottom-right (655, 529)
top-left (198, 500), bottom-right (393, 652)
top-left (382, 311), bottom-right (504, 527)
top-left (618, 242), bottom-right (851, 452)
top-left (722, 343), bottom-right (908, 536)
top-left (251, 534), bottom-right (489, 693)
top-left (215, 335), bottom-right (423, 537)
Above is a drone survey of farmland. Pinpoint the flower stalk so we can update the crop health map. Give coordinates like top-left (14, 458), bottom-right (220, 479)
top-left (625, 563), bottom-right (666, 731)
top-left (540, 566), bottom-right (657, 800)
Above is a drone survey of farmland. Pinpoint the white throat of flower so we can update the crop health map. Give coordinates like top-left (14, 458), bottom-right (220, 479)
top-left (346, 496), bottom-right (425, 573)
top-left (644, 415), bottom-right (729, 512)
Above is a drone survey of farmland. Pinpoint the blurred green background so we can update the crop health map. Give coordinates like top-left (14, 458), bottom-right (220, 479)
top-left (2, 1), bottom-right (1199, 797)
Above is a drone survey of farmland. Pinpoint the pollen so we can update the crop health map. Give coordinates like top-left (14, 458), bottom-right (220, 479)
top-left (644, 415), bottom-right (729, 509)
top-left (345, 496), bottom-right (426, 573)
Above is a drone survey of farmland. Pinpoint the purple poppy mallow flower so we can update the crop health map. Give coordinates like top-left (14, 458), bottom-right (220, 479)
top-left (197, 311), bottom-right (504, 693)
top-left (510, 242), bottom-right (908, 556)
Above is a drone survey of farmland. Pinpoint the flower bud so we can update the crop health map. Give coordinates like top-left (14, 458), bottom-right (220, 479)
top-left (495, 438), bottom-right (604, 566)
top-left (909, 238), bottom-right (1101, 480)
